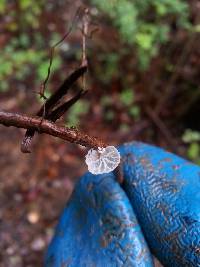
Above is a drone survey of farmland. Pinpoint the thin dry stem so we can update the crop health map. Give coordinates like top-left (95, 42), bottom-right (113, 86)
top-left (0, 111), bottom-right (106, 150)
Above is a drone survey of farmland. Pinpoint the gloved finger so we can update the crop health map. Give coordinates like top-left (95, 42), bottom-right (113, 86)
top-left (45, 172), bottom-right (153, 267)
top-left (120, 142), bottom-right (200, 267)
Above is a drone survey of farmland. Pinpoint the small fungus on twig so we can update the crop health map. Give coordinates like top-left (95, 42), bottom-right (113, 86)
top-left (85, 146), bottom-right (120, 175)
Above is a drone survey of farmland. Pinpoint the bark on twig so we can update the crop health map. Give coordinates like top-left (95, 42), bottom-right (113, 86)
top-left (0, 111), bottom-right (106, 149)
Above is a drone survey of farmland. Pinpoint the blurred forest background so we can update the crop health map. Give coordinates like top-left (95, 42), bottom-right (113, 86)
top-left (0, 0), bottom-right (199, 266)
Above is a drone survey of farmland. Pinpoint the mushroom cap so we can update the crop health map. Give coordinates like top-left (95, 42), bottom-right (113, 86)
top-left (85, 146), bottom-right (120, 175)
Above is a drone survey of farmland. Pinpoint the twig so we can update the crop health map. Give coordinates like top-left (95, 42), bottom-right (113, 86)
top-left (37, 65), bottom-right (87, 117)
top-left (21, 65), bottom-right (87, 153)
top-left (81, 8), bottom-right (89, 91)
top-left (40, 7), bottom-right (82, 99)
top-left (82, 8), bottom-right (89, 67)
top-left (21, 8), bottom-right (92, 153)
top-left (49, 90), bottom-right (87, 122)
top-left (0, 111), bottom-right (106, 149)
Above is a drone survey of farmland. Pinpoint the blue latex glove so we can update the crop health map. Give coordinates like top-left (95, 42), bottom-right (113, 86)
top-left (45, 142), bottom-right (200, 267)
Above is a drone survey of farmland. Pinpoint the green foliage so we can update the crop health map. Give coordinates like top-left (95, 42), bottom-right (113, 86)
top-left (194, 24), bottom-right (200, 33)
top-left (119, 89), bottom-right (140, 120)
top-left (0, 1), bottom-right (62, 93)
top-left (182, 129), bottom-right (200, 143)
top-left (182, 129), bottom-right (200, 164)
top-left (91, 0), bottom-right (191, 69)
top-left (1, 1), bottom-right (44, 31)
top-left (0, 42), bottom-right (61, 92)
top-left (119, 89), bottom-right (134, 106)
top-left (38, 57), bottom-right (62, 81)
top-left (0, 45), bottom-right (43, 91)
top-left (67, 100), bottom-right (90, 127)
top-left (187, 143), bottom-right (200, 163)
top-left (0, 0), bottom-right (6, 13)
top-left (98, 53), bottom-right (119, 84)
top-left (18, 1), bottom-right (44, 29)
top-left (129, 106), bottom-right (140, 120)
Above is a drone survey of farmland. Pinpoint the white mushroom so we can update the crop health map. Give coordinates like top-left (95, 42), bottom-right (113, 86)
top-left (85, 146), bottom-right (120, 175)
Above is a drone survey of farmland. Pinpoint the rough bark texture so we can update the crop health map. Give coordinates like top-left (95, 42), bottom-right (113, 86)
top-left (0, 111), bottom-right (106, 149)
